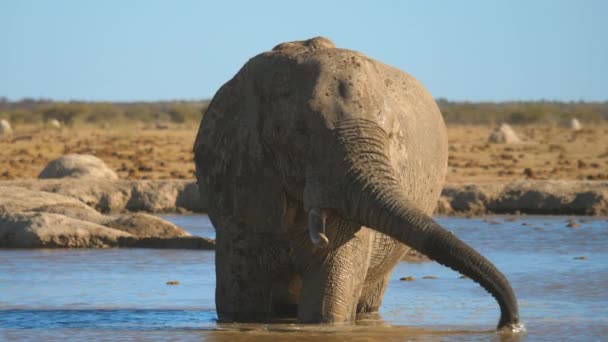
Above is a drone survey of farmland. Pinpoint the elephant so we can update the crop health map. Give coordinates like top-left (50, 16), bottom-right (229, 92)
top-left (194, 37), bottom-right (522, 332)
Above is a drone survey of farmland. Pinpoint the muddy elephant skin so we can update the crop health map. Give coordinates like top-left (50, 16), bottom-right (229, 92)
top-left (194, 37), bottom-right (520, 331)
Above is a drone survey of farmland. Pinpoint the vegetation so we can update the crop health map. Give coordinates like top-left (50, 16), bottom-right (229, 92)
top-left (0, 97), bottom-right (607, 126)
top-left (436, 99), bottom-right (608, 125)
top-left (0, 98), bottom-right (209, 127)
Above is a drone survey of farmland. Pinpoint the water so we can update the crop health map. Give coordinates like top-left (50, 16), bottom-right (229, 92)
top-left (1, 215), bottom-right (607, 341)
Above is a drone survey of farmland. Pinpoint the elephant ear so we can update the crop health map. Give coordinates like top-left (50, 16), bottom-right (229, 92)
top-left (194, 68), bottom-right (287, 234)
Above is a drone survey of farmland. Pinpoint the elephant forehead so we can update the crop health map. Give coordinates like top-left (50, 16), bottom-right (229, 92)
top-left (244, 38), bottom-right (421, 135)
top-left (252, 50), bottom-right (400, 136)
top-left (312, 55), bottom-right (397, 131)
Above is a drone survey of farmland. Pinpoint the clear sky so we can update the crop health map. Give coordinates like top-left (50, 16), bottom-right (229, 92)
top-left (1, 0), bottom-right (606, 102)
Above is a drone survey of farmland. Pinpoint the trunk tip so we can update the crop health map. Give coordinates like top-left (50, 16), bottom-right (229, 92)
top-left (497, 317), bottom-right (525, 334)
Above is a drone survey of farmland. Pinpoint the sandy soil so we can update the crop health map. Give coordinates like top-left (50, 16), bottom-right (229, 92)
top-left (446, 124), bottom-right (608, 183)
top-left (0, 124), bottom-right (197, 180)
top-left (1, 123), bottom-right (608, 183)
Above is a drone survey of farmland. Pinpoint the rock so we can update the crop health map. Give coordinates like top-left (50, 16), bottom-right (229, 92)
top-left (422, 275), bottom-right (438, 279)
top-left (0, 212), bottom-right (133, 248)
top-left (48, 119), bottom-right (62, 129)
top-left (118, 236), bottom-right (215, 249)
top-left (0, 184), bottom-right (211, 249)
top-left (20, 179), bottom-right (129, 213)
top-left (494, 184), bottom-right (566, 214)
top-left (166, 280), bottom-right (180, 285)
top-left (493, 180), bottom-right (608, 215)
top-left (523, 167), bottom-right (535, 178)
top-left (39, 154), bottom-right (118, 181)
top-left (126, 181), bottom-right (180, 212)
top-left (0, 179), bottom-right (208, 214)
top-left (488, 123), bottom-right (521, 144)
top-left (566, 219), bottom-right (580, 228)
top-left (6, 179), bottom-right (607, 216)
top-left (399, 276), bottom-right (415, 281)
top-left (176, 181), bottom-right (208, 213)
top-left (0, 119), bottom-right (13, 136)
top-left (441, 183), bottom-right (502, 215)
top-left (435, 197), bottom-right (453, 215)
top-left (29, 202), bottom-right (108, 224)
top-left (569, 191), bottom-right (608, 215)
top-left (567, 118), bottom-right (582, 131)
top-left (104, 212), bottom-right (191, 238)
top-left (436, 180), bottom-right (608, 216)
top-left (0, 185), bottom-right (106, 223)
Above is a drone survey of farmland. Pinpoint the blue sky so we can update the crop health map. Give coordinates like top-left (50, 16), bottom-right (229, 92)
top-left (1, 1), bottom-right (606, 102)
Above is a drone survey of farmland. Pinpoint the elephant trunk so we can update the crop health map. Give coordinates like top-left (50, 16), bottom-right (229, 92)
top-left (352, 189), bottom-right (520, 330)
top-left (333, 120), bottom-right (521, 331)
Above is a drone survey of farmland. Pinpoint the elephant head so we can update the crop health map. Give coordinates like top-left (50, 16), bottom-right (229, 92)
top-left (194, 37), bottom-right (522, 331)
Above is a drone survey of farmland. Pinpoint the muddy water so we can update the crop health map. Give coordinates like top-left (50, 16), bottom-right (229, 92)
top-left (1, 216), bottom-right (607, 341)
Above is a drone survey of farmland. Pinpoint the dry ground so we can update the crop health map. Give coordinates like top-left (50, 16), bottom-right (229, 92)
top-left (1, 123), bottom-right (608, 183)
top-left (446, 124), bottom-right (608, 183)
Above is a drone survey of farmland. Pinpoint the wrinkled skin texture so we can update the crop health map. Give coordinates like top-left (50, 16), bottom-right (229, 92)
top-left (194, 37), bottom-right (521, 330)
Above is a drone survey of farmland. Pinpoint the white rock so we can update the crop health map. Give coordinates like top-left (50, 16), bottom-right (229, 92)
top-left (48, 119), bottom-right (62, 129)
top-left (568, 118), bottom-right (582, 131)
top-left (0, 119), bottom-right (12, 136)
top-left (488, 123), bottom-right (521, 144)
top-left (39, 154), bottom-right (118, 180)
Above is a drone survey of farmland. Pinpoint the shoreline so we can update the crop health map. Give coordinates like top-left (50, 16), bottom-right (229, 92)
top-left (3, 179), bottom-right (607, 216)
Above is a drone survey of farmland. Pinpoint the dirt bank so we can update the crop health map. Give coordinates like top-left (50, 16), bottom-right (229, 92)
top-left (3, 179), bottom-right (607, 216)
top-left (2, 179), bottom-right (206, 213)
top-left (439, 179), bottom-right (608, 216)
top-left (0, 184), bottom-right (214, 249)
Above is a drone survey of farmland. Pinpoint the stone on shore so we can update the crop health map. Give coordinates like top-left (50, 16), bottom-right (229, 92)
top-left (0, 184), bottom-right (213, 249)
top-left (3, 179), bottom-right (207, 213)
top-left (39, 154), bottom-right (118, 181)
top-left (105, 213), bottom-right (191, 238)
top-left (0, 212), bottom-right (133, 248)
top-left (0, 185), bottom-right (107, 223)
top-left (118, 236), bottom-right (215, 249)
top-left (438, 180), bottom-right (608, 216)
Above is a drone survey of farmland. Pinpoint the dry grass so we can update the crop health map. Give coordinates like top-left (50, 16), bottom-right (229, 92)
top-left (2, 123), bottom-right (608, 183)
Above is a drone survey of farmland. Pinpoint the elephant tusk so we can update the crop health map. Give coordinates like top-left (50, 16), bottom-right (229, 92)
top-left (308, 208), bottom-right (329, 248)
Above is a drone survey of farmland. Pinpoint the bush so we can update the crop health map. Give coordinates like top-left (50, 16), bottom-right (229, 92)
top-left (0, 99), bottom-right (603, 126)
top-left (437, 101), bottom-right (608, 125)
top-left (166, 104), bottom-right (202, 123)
top-left (42, 104), bottom-right (85, 126)
top-left (85, 104), bottom-right (123, 124)
top-left (125, 105), bottom-right (154, 123)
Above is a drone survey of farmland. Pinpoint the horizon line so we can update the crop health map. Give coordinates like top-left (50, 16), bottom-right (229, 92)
top-left (2, 97), bottom-right (607, 104)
